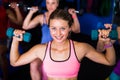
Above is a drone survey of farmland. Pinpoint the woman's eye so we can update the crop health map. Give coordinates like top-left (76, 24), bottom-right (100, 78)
top-left (51, 28), bottom-right (56, 30)
top-left (52, 2), bottom-right (55, 5)
top-left (46, 2), bottom-right (49, 4)
top-left (61, 28), bottom-right (65, 30)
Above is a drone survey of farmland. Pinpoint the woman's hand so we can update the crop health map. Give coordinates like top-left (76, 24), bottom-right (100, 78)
top-left (98, 28), bottom-right (111, 43)
top-left (68, 8), bottom-right (77, 18)
top-left (13, 29), bottom-right (25, 42)
top-left (29, 6), bottom-right (39, 14)
top-left (104, 24), bottom-right (112, 30)
top-left (9, 2), bottom-right (19, 10)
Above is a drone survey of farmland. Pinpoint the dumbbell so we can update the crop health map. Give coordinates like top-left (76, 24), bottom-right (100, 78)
top-left (91, 30), bottom-right (118, 40)
top-left (6, 27), bottom-right (32, 42)
top-left (23, 5), bottom-right (43, 13)
top-left (64, 7), bottom-right (84, 16)
top-left (74, 9), bottom-right (84, 16)
top-left (91, 22), bottom-right (118, 40)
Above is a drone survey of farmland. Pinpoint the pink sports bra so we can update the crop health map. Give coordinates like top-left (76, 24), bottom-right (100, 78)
top-left (43, 40), bottom-right (80, 78)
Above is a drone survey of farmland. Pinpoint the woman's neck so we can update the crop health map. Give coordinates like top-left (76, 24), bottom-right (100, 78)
top-left (46, 11), bottom-right (52, 17)
top-left (52, 39), bottom-right (69, 50)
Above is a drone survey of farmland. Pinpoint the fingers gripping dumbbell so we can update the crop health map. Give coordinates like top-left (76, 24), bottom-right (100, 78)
top-left (74, 9), bottom-right (84, 15)
top-left (64, 7), bottom-right (84, 16)
top-left (91, 30), bottom-right (118, 40)
top-left (23, 5), bottom-right (43, 13)
top-left (91, 22), bottom-right (118, 40)
top-left (6, 27), bottom-right (31, 42)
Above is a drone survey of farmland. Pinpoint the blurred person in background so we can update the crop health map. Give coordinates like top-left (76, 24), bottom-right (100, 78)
top-left (0, 0), bottom-right (23, 80)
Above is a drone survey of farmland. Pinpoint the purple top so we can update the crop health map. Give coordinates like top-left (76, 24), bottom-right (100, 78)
top-left (114, 60), bottom-right (120, 75)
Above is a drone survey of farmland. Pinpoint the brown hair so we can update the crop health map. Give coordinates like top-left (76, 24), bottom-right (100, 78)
top-left (48, 9), bottom-right (73, 27)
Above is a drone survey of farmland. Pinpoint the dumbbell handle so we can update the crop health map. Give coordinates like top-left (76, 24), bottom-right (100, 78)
top-left (91, 30), bottom-right (118, 40)
top-left (23, 6), bottom-right (43, 13)
top-left (6, 27), bottom-right (31, 42)
top-left (64, 7), bottom-right (84, 15)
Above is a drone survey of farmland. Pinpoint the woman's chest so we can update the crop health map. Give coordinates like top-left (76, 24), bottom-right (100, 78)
top-left (51, 48), bottom-right (70, 61)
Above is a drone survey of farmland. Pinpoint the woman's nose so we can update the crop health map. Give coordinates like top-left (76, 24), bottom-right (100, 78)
top-left (56, 30), bottom-right (61, 36)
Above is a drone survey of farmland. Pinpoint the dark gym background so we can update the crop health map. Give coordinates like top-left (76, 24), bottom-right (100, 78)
top-left (1, 0), bottom-right (119, 80)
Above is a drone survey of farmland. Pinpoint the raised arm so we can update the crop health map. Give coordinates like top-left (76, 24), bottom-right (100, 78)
top-left (96, 24), bottom-right (116, 52)
top-left (68, 8), bottom-right (80, 33)
top-left (85, 41), bottom-right (116, 66)
top-left (10, 29), bottom-right (41, 66)
top-left (85, 28), bottom-right (116, 66)
top-left (7, 2), bottom-right (23, 26)
top-left (22, 6), bottom-right (42, 30)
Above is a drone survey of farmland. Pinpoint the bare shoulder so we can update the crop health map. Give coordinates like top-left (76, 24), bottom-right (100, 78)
top-left (32, 43), bottom-right (47, 52)
top-left (73, 41), bottom-right (91, 48)
top-left (30, 43), bottom-right (48, 60)
top-left (35, 14), bottom-right (44, 24)
top-left (35, 14), bottom-right (43, 19)
top-left (73, 41), bottom-right (90, 54)
top-left (72, 41), bottom-right (94, 60)
top-left (37, 14), bottom-right (43, 18)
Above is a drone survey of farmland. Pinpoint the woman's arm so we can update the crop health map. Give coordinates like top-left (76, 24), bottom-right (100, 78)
top-left (96, 24), bottom-right (116, 52)
top-left (85, 28), bottom-right (116, 66)
top-left (68, 8), bottom-right (80, 33)
top-left (7, 2), bottom-right (23, 26)
top-left (10, 29), bottom-right (40, 66)
top-left (85, 41), bottom-right (116, 66)
top-left (81, 25), bottom-right (116, 66)
top-left (22, 6), bottom-right (41, 30)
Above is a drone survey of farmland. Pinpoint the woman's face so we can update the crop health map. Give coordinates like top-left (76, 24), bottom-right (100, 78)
top-left (46, 0), bottom-right (58, 13)
top-left (49, 19), bottom-right (71, 43)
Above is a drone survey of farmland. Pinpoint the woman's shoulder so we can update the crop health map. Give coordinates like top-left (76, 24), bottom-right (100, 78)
top-left (72, 40), bottom-right (89, 46)
top-left (72, 40), bottom-right (93, 51)
top-left (34, 43), bottom-right (48, 49)
top-left (31, 43), bottom-right (48, 60)
top-left (37, 12), bottom-right (47, 17)
top-left (36, 13), bottom-right (44, 19)
top-left (34, 13), bottom-right (44, 24)
top-left (32, 43), bottom-right (48, 54)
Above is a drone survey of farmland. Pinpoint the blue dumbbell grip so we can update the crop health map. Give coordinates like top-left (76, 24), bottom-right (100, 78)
top-left (23, 32), bottom-right (31, 42)
top-left (6, 27), bottom-right (31, 42)
top-left (91, 30), bottom-right (118, 40)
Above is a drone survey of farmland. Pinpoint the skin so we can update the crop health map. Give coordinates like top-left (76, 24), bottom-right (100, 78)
top-left (22, 0), bottom-right (80, 33)
top-left (96, 24), bottom-right (120, 52)
top-left (96, 24), bottom-right (120, 79)
top-left (22, 0), bottom-right (60, 79)
top-left (6, 2), bottom-right (23, 26)
top-left (10, 18), bottom-right (115, 80)
top-left (22, 0), bottom-right (80, 80)
top-left (117, 26), bottom-right (120, 43)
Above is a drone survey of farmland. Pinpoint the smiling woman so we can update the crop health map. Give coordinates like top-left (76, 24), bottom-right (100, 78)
top-left (9, 9), bottom-right (116, 80)
top-left (22, 0), bottom-right (80, 79)
top-left (49, 10), bottom-right (73, 42)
